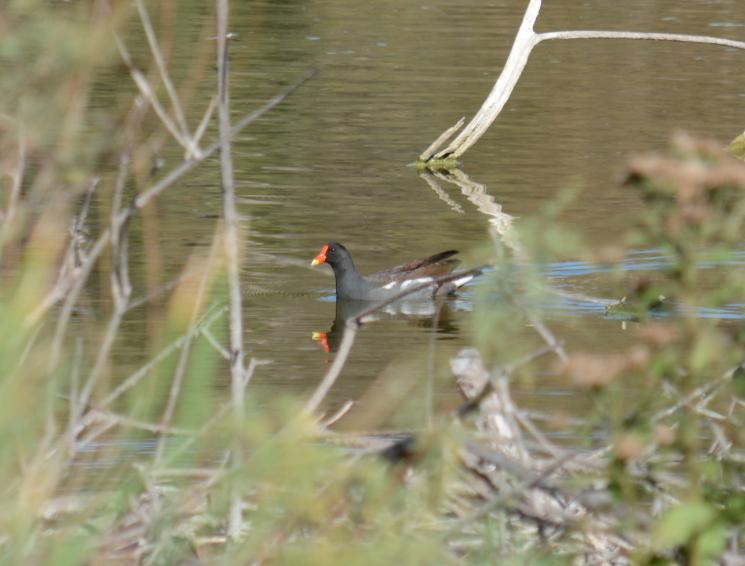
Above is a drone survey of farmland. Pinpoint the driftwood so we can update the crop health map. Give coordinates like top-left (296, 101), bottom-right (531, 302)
top-left (420, 0), bottom-right (745, 164)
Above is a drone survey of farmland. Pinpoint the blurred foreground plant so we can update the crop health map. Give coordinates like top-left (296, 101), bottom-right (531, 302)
top-left (4, 0), bottom-right (745, 565)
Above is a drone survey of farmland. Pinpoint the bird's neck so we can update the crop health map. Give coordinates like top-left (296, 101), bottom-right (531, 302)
top-left (331, 261), bottom-right (370, 298)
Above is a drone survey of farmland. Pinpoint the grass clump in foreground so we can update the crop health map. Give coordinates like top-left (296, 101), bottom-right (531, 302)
top-left (4, 1), bottom-right (745, 565)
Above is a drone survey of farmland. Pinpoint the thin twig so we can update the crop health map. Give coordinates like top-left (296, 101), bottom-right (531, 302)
top-left (202, 326), bottom-right (231, 360)
top-left (125, 272), bottom-right (193, 312)
top-left (47, 228), bottom-right (112, 375)
top-left (302, 267), bottom-right (488, 417)
top-left (23, 178), bottom-right (100, 329)
top-left (320, 400), bottom-right (355, 429)
top-left (79, 407), bottom-right (194, 437)
top-left (130, 67), bottom-right (319, 214)
top-left (426, 301), bottom-right (445, 430)
top-left (241, 357), bottom-right (273, 391)
top-left (194, 95), bottom-right (217, 147)
top-left (65, 338), bottom-right (83, 458)
top-left (134, 0), bottom-right (193, 149)
top-left (114, 32), bottom-right (191, 151)
top-left (651, 365), bottom-right (738, 424)
top-left (546, 287), bottom-right (618, 306)
top-left (537, 29), bottom-right (745, 51)
top-left (419, 116), bottom-right (464, 161)
top-left (101, 304), bottom-right (224, 407)
top-left (78, 152), bottom-right (133, 411)
top-left (513, 410), bottom-right (563, 459)
top-left (522, 308), bottom-right (568, 363)
top-left (352, 265), bottom-right (490, 324)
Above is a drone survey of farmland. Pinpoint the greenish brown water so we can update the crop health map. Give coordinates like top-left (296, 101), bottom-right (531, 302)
top-left (108, 0), bottom-right (745, 427)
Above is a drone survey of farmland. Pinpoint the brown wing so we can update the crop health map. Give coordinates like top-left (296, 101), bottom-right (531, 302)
top-left (364, 250), bottom-right (460, 284)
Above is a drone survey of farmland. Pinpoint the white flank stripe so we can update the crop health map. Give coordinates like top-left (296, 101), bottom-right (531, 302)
top-left (453, 275), bottom-right (473, 288)
top-left (383, 281), bottom-right (397, 289)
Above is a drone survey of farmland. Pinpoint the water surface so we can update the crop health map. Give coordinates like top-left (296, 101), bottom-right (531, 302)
top-left (111, 0), bottom-right (745, 428)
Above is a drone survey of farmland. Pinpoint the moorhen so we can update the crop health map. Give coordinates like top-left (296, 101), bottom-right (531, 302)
top-left (311, 242), bottom-right (478, 301)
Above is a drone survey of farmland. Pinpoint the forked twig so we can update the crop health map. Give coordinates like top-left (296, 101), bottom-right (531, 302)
top-left (418, 117), bottom-right (464, 161)
top-left (129, 67), bottom-right (318, 214)
top-left (114, 32), bottom-right (192, 153)
top-left (101, 305), bottom-right (225, 407)
top-left (134, 0), bottom-right (192, 149)
top-left (423, 0), bottom-right (745, 161)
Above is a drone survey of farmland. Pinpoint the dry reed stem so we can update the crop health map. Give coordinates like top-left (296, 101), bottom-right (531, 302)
top-left (214, 0), bottom-right (247, 543)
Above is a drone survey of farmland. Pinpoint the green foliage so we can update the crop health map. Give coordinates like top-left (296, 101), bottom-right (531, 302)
top-left (4, 0), bottom-right (745, 565)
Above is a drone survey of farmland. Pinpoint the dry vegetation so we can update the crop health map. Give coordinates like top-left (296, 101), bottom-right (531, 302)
top-left (2, 1), bottom-right (745, 566)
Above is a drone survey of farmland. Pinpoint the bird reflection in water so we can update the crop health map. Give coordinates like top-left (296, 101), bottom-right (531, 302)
top-left (313, 297), bottom-right (462, 356)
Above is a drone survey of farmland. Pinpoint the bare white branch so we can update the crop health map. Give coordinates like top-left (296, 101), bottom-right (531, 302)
top-left (425, 0), bottom-right (745, 161)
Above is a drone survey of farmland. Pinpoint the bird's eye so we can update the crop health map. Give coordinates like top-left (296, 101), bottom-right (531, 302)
top-left (329, 247), bottom-right (335, 252)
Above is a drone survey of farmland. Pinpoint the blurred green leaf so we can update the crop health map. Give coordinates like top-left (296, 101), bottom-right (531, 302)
top-left (652, 501), bottom-right (716, 549)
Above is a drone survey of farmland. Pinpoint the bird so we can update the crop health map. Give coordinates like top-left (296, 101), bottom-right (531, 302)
top-left (311, 242), bottom-right (480, 301)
